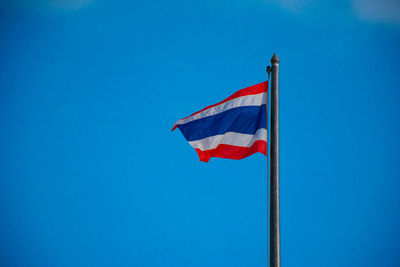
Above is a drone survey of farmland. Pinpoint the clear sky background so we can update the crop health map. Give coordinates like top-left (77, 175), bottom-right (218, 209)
top-left (1, 0), bottom-right (400, 266)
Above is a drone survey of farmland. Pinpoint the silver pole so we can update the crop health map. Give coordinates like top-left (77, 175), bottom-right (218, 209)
top-left (270, 53), bottom-right (280, 267)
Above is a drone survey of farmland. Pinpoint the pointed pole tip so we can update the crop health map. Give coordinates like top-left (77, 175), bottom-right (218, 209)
top-left (271, 53), bottom-right (279, 63)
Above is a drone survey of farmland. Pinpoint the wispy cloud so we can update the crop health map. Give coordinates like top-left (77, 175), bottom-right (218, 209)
top-left (1, 0), bottom-right (95, 11)
top-left (47, 0), bottom-right (94, 10)
top-left (259, 0), bottom-right (400, 24)
top-left (260, 0), bottom-right (312, 13)
top-left (273, 0), bottom-right (313, 12)
top-left (351, 0), bottom-right (400, 24)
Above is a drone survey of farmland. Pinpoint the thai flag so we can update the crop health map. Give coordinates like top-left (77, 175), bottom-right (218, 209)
top-left (172, 81), bottom-right (268, 162)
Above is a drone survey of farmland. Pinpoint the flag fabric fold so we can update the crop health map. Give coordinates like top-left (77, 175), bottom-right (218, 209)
top-left (172, 81), bottom-right (268, 162)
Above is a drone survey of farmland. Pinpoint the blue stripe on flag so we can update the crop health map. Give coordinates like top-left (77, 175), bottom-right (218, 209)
top-left (178, 105), bottom-right (266, 141)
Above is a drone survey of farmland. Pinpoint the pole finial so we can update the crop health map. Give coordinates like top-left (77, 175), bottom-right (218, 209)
top-left (271, 53), bottom-right (279, 63)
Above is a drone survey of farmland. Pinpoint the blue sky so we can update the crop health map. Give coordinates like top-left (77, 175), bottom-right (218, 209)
top-left (1, 0), bottom-right (400, 266)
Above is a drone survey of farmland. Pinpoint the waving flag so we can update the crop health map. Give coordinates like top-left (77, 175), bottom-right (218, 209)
top-left (172, 81), bottom-right (268, 162)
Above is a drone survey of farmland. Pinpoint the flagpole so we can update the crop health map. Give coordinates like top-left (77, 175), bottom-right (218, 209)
top-left (270, 53), bottom-right (280, 267)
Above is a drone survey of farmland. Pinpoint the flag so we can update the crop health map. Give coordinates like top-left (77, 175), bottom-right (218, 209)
top-left (172, 81), bottom-right (268, 162)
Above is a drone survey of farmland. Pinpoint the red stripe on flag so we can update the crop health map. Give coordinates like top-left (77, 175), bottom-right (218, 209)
top-left (172, 81), bottom-right (267, 131)
top-left (195, 140), bottom-right (267, 162)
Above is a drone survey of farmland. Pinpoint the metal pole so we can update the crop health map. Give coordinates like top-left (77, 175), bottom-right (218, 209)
top-left (270, 53), bottom-right (280, 267)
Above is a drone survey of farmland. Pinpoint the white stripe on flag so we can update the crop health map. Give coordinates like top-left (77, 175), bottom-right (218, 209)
top-left (188, 128), bottom-right (267, 151)
top-left (174, 92), bottom-right (266, 127)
